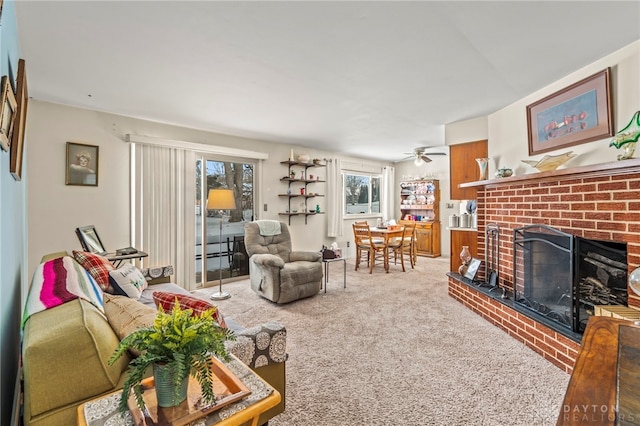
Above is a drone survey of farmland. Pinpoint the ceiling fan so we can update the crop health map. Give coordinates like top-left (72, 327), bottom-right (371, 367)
top-left (398, 147), bottom-right (447, 166)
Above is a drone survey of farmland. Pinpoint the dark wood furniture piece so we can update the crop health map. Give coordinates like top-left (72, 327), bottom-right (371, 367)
top-left (449, 229), bottom-right (477, 273)
top-left (449, 139), bottom-right (487, 200)
top-left (557, 315), bottom-right (640, 426)
top-left (448, 139), bottom-right (487, 272)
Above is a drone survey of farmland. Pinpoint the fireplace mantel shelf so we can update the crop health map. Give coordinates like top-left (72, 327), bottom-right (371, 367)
top-left (460, 158), bottom-right (640, 188)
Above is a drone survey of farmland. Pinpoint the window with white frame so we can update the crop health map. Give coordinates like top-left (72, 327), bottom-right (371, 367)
top-left (343, 172), bottom-right (381, 216)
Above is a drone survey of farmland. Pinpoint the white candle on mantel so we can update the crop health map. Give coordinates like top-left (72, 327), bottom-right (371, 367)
top-left (289, 149), bottom-right (294, 161)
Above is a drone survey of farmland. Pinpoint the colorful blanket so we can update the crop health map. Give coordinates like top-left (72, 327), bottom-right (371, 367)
top-left (22, 256), bottom-right (104, 328)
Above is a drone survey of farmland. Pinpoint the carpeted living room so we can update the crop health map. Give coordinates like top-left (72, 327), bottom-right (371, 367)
top-left (193, 257), bottom-right (569, 425)
top-left (2, 2), bottom-right (640, 426)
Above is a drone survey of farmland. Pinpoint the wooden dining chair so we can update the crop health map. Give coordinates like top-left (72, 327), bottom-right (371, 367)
top-left (352, 222), bottom-right (385, 273)
top-left (389, 222), bottom-right (417, 271)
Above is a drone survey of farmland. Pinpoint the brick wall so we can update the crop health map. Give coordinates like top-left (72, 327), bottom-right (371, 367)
top-left (448, 160), bottom-right (640, 372)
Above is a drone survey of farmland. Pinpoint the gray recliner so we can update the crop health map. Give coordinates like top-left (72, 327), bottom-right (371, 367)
top-left (244, 220), bottom-right (323, 304)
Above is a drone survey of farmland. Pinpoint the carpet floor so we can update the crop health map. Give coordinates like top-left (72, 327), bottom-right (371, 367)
top-left (193, 256), bottom-right (570, 426)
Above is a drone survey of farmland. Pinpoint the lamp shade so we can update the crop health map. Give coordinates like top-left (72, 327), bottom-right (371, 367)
top-left (206, 189), bottom-right (236, 210)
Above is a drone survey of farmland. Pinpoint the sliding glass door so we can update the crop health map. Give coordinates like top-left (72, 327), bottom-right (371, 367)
top-left (195, 157), bottom-right (254, 287)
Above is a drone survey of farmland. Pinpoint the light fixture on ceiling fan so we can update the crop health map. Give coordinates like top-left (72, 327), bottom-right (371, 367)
top-left (398, 147), bottom-right (447, 166)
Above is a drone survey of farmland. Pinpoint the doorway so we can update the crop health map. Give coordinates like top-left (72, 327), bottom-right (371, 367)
top-left (195, 158), bottom-right (254, 287)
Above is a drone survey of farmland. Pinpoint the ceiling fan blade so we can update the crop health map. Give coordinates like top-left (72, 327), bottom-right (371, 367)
top-left (420, 155), bottom-right (433, 163)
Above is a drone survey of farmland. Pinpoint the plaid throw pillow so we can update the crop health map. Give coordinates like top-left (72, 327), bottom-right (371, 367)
top-left (72, 250), bottom-right (115, 293)
top-left (152, 291), bottom-right (227, 329)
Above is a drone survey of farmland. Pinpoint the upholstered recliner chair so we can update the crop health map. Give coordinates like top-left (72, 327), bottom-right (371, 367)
top-left (244, 220), bottom-right (323, 304)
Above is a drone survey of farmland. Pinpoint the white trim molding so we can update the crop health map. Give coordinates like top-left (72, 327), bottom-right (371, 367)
top-left (124, 134), bottom-right (269, 160)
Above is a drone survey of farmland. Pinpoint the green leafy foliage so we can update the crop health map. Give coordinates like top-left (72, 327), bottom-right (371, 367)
top-left (108, 301), bottom-right (235, 414)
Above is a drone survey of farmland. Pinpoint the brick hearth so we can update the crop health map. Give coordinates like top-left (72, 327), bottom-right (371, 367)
top-left (448, 158), bottom-right (640, 373)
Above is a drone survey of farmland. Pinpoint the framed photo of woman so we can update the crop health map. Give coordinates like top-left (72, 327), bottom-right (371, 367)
top-left (66, 142), bottom-right (99, 186)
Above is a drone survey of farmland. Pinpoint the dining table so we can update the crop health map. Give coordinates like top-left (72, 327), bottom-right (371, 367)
top-left (370, 226), bottom-right (404, 273)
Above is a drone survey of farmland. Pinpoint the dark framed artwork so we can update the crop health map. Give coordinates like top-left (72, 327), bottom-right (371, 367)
top-left (10, 59), bottom-right (28, 180)
top-left (75, 225), bottom-right (107, 255)
top-left (0, 75), bottom-right (17, 152)
top-left (527, 68), bottom-right (613, 155)
top-left (66, 142), bottom-right (99, 186)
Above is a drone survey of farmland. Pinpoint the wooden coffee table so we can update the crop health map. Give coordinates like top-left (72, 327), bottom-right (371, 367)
top-left (77, 355), bottom-right (280, 426)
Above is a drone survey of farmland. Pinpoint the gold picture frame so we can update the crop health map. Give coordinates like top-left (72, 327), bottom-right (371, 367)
top-left (0, 75), bottom-right (17, 152)
top-left (10, 59), bottom-right (28, 180)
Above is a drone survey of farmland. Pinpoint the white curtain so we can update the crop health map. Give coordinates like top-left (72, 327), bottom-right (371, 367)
top-left (326, 158), bottom-right (343, 237)
top-left (132, 143), bottom-right (197, 290)
top-left (382, 165), bottom-right (395, 222)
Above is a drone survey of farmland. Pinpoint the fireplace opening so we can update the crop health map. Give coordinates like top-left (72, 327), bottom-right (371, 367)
top-left (513, 224), bottom-right (628, 334)
top-left (576, 237), bottom-right (628, 323)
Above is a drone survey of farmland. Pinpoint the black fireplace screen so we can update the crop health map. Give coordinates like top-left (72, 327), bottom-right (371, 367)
top-left (514, 225), bottom-right (576, 331)
top-left (513, 224), bottom-right (628, 334)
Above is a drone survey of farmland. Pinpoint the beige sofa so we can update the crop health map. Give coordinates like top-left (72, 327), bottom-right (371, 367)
top-left (21, 252), bottom-right (286, 426)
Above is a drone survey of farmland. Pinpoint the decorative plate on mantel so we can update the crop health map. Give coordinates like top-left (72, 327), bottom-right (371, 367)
top-left (521, 151), bottom-right (576, 172)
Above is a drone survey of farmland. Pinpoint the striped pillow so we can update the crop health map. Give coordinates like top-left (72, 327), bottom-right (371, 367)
top-left (73, 250), bottom-right (115, 293)
top-left (152, 291), bottom-right (227, 328)
top-left (22, 256), bottom-right (104, 327)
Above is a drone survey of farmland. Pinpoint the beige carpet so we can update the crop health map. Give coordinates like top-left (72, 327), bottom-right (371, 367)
top-left (193, 256), bottom-right (570, 426)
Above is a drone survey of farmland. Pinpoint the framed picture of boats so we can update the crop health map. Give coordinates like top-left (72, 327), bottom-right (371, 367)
top-left (526, 68), bottom-right (613, 156)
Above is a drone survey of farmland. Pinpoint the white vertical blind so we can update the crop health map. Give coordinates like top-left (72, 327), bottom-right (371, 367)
top-left (326, 158), bottom-right (343, 237)
top-left (132, 143), bottom-right (197, 290)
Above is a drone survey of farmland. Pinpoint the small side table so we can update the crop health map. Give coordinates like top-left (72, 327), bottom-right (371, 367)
top-left (106, 251), bottom-right (148, 267)
top-left (322, 257), bottom-right (346, 293)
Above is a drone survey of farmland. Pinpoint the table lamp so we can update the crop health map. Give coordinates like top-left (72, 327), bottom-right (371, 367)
top-left (206, 189), bottom-right (237, 300)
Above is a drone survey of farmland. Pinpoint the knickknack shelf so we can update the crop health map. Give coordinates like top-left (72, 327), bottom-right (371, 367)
top-left (279, 160), bottom-right (326, 225)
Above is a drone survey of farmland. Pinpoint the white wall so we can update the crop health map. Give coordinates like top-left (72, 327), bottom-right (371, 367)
top-left (25, 101), bottom-right (389, 279)
top-left (488, 41), bottom-right (640, 177)
top-left (445, 116), bottom-right (489, 146)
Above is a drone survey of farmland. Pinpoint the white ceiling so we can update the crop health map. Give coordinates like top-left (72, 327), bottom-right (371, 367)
top-left (14, 1), bottom-right (640, 162)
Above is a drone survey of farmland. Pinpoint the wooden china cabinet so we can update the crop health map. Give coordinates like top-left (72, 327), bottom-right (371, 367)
top-left (398, 179), bottom-right (441, 258)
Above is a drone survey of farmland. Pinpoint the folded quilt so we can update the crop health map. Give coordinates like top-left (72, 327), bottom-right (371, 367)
top-left (256, 220), bottom-right (281, 236)
top-left (22, 256), bottom-right (104, 328)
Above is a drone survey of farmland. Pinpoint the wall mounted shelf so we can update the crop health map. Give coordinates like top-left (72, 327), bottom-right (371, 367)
top-left (279, 160), bottom-right (326, 224)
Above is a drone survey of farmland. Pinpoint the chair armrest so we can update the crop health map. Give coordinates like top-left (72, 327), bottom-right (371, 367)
top-left (140, 265), bottom-right (174, 285)
top-left (290, 251), bottom-right (322, 262)
top-left (225, 322), bottom-right (287, 369)
top-left (251, 254), bottom-right (285, 268)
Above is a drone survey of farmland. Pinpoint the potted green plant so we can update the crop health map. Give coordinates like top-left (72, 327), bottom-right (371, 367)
top-left (108, 301), bottom-right (235, 414)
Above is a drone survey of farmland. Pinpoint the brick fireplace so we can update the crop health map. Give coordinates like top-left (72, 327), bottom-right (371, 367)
top-left (447, 158), bottom-right (640, 373)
